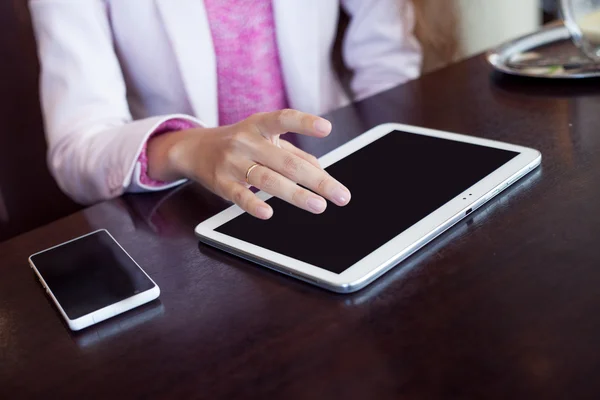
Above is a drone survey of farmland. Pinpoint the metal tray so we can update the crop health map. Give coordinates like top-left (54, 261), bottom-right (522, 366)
top-left (487, 22), bottom-right (600, 79)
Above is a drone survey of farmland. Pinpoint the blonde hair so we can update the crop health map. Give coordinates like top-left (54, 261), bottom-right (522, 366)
top-left (412, 0), bottom-right (461, 72)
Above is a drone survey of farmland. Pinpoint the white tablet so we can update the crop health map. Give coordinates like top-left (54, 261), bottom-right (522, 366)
top-left (195, 123), bottom-right (541, 293)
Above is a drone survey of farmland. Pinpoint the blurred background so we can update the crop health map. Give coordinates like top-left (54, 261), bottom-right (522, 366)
top-left (0, 0), bottom-right (562, 242)
top-left (416, 0), bottom-right (558, 72)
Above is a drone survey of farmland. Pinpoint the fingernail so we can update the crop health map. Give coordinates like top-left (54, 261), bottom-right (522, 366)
top-left (257, 206), bottom-right (273, 219)
top-left (307, 197), bottom-right (327, 213)
top-left (314, 119), bottom-right (332, 135)
top-left (333, 186), bottom-right (351, 206)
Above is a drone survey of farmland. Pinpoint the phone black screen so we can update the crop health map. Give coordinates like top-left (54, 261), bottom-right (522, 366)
top-left (31, 230), bottom-right (155, 319)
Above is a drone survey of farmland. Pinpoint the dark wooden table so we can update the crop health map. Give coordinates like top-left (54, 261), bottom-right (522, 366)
top-left (3, 55), bottom-right (600, 399)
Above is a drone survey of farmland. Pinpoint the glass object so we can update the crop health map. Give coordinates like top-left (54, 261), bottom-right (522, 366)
top-left (561, 0), bottom-right (600, 60)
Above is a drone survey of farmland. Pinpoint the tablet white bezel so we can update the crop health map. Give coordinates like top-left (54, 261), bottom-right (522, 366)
top-left (195, 123), bottom-right (541, 293)
top-left (28, 229), bottom-right (160, 331)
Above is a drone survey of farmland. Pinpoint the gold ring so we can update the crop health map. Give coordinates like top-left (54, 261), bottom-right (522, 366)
top-left (245, 163), bottom-right (261, 184)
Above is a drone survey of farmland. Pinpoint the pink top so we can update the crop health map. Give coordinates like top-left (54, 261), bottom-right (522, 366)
top-left (204, 0), bottom-right (288, 125)
top-left (138, 0), bottom-right (288, 186)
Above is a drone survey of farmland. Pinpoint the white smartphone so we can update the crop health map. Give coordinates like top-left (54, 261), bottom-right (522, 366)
top-left (28, 229), bottom-right (160, 331)
top-left (195, 123), bottom-right (542, 293)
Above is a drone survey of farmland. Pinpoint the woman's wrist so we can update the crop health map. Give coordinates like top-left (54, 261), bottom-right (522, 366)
top-left (146, 128), bottom-right (197, 182)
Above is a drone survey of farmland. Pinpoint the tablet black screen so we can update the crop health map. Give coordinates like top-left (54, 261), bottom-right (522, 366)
top-left (216, 130), bottom-right (518, 274)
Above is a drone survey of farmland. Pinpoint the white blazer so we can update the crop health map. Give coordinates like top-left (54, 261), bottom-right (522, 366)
top-left (29, 0), bottom-right (422, 205)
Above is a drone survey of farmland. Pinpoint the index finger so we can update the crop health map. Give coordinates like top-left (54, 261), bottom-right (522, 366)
top-left (252, 109), bottom-right (332, 138)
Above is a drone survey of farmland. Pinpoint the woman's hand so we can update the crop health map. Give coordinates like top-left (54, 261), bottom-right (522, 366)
top-left (146, 109), bottom-right (351, 219)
